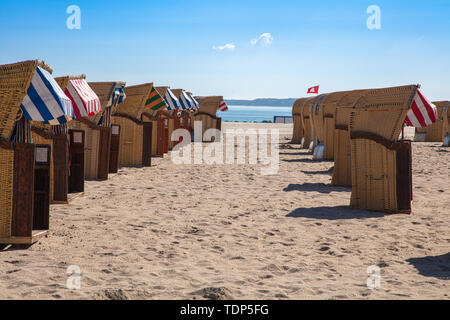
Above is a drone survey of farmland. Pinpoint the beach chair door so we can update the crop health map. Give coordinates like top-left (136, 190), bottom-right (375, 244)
top-left (142, 122), bottom-right (152, 167)
top-left (52, 134), bottom-right (69, 202)
top-left (68, 130), bottom-right (85, 193)
top-left (164, 118), bottom-right (169, 154)
top-left (98, 127), bottom-right (111, 180)
top-left (33, 145), bottom-right (51, 231)
top-left (396, 141), bottom-right (413, 213)
top-left (11, 143), bottom-right (35, 238)
top-left (109, 124), bottom-right (120, 173)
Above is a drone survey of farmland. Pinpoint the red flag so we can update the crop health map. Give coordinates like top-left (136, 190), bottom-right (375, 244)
top-left (307, 86), bottom-right (319, 94)
top-left (218, 100), bottom-right (228, 112)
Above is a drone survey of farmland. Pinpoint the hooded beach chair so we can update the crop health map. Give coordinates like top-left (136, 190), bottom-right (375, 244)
top-left (349, 85), bottom-right (437, 213)
top-left (318, 91), bottom-right (351, 160)
top-left (171, 89), bottom-right (199, 146)
top-left (291, 98), bottom-right (307, 144)
top-left (55, 76), bottom-right (113, 183)
top-left (300, 97), bottom-right (317, 150)
top-left (192, 96), bottom-right (224, 142)
top-left (140, 85), bottom-right (169, 157)
top-left (88, 82), bottom-right (126, 173)
top-left (310, 94), bottom-right (336, 159)
top-left (0, 60), bottom-right (74, 244)
top-left (413, 101), bottom-right (448, 142)
top-left (151, 86), bottom-right (183, 151)
top-left (111, 83), bottom-right (153, 167)
top-left (331, 89), bottom-right (369, 187)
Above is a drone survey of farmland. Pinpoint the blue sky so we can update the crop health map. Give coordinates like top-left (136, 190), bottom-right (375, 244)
top-left (1, 0), bottom-right (449, 99)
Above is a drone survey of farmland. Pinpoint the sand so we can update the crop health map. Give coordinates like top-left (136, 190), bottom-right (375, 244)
top-left (0, 122), bottom-right (448, 300)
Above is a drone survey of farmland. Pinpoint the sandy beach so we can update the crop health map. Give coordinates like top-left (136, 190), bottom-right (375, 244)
top-left (0, 122), bottom-right (448, 300)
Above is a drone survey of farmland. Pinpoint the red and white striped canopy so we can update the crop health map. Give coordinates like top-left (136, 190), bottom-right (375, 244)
top-left (64, 79), bottom-right (102, 119)
top-left (218, 99), bottom-right (228, 112)
top-left (405, 89), bottom-right (438, 128)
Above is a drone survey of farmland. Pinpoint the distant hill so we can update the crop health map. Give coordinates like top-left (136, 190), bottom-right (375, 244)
top-left (225, 98), bottom-right (298, 107)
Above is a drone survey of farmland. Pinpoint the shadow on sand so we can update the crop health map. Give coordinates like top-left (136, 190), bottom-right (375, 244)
top-left (301, 167), bottom-right (334, 175)
top-left (283, 183), bottom-right (349, 194)
top-left (0, 244), bottom-right (33, 252)
top-left (282, 158), bottom-right (334, 164)
top-left (286, 206), bottom-right (388, 220)
top-left (279, 151), bottom-right (311, 156)
top-left (406, 253), bottom-right (450, 280)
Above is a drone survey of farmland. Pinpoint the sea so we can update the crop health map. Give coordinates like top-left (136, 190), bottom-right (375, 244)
top-left (217, 105), bottom-right (292, 123)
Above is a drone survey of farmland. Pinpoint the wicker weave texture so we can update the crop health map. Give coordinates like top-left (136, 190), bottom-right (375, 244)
top-left (0, 147), bottom-right (14, 238)
top-left (350, 85), bottom-right (416, 141)
top-left (113, 84), bottom-right (153, 120)
top-left (300, 98), bottom-right (315, 149)
top-left (195, 96), bottom-right (223, 117)
top-left (350, 138), bottom-right (397, 212)
top-left (422, 102), bottom-right (447, 142)
top-left (291, 98), bottom-right (306, 144)
top-left (331, 129), bottom-right (352, 186)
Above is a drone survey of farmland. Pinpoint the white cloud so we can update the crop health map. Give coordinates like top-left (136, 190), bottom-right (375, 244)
top-left (212, 43), bottom-right (236, 51)
top-left (251, 33), bottom-right (274, 46)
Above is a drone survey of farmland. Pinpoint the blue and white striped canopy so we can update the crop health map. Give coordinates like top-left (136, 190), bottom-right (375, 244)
top-left (188, 93), bottom-right (199, 110)
top-left (20, 66), bottom-right (74, 125)
top-left (164, 88), bottom-right (182, 111)
top-left (178, 91), bottom-right (196, 110)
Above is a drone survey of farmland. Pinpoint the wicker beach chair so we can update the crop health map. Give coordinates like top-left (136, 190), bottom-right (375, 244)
top-left (349, 85), bottom-right (421, 213)
top-left (414, 101), bottom-right (448, 142)
top-left (319, 91), bottom-right (350, 160)
top-left (88, 82), bottom-right (126, 173)
top-left (192, 96), bottom-right (223, 143)
top-left (310, 94), bottom-right (337, 159)
top-left (55, 76), bottom-right (110, 182)
top-left (300, 97), bottom-right (316, 150)
top-left (138, 85), bottom-right (169, 157)
top-left (0, 60), bottom-right (72, 244)
top-left (171, 89), bottom-right (196, 147)
top-left (291, 98), bottom-right (307, 144)
top-left (154, 86), bottom-right (179, 151)
top-left (111, 83), bottom-right (153, 167)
